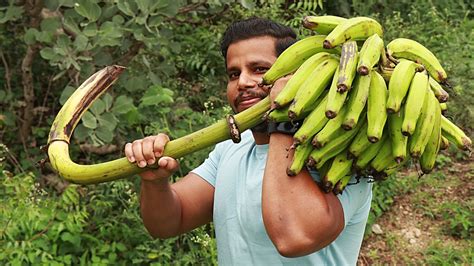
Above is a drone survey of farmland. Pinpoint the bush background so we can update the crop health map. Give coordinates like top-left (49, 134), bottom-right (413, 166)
top-left (1, 0), bottom-right (472, 264)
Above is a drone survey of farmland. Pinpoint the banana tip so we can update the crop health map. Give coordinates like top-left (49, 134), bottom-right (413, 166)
top-left (322, 180), bottom-right (333, 193)
top-left (368, 136), bottom-right (379, 143)
top-left (357, 66), bottom-right (369, 76)
top-left (336, 84), bottom-right (348, 93)
top-left (323, 40), bottom-right (333, 49)
top-left (286, 168), bottom-right (296, 177)
top-left (386, 108), bottom-right (397, 114)
top-left (325, 110), bottom-right (337, 119)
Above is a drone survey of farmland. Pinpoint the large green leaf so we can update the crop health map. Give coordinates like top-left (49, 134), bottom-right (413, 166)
top-left (95, 125), bottom-right (114, 143)
top-left (40, 17), bottom-right (62, 32)
top-left (0, 5), bottom-right (24, 23)
top-left (117, 0), bottom-right (138, 17)
top-left (59, 86), bottom-right (76, 105)
top-left (74, 0), bottom-right (101, 22)
top-left (40, 47), bottom-right (60, 61)
top-left (111, 95), bottom-right (135, 114)
top-left (73, 34), bottom-right (89, 51)
top-left (102, 93), bottom-right (113, 111)
top-left (73, 123), bottom-right (90, 141)
top-left (23, 28), bottom-right (39, 45)
top-left (81, 111), bottom-right (97, 129)
top-left (97, 112), bottom-right (118, 131)
top-left (90, 98), bottom-right (105, 115)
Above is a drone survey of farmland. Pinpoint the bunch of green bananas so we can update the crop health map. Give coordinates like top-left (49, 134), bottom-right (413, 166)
top-left (263, 16), bottom-right (472, 195)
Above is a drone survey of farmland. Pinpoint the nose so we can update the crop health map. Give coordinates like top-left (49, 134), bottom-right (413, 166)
top-left (237, 71), bottom-right (258, 91)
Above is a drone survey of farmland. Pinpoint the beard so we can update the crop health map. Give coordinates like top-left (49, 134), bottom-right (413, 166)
top-left (231, 87), bottom-right (270, 134)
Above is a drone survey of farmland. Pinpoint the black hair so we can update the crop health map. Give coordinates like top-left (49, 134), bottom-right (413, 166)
top-left (220, 17), bottom-right (297, 60)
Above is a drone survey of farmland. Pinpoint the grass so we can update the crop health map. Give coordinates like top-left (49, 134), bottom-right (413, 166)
top-left (359, 155), bottom-right (473, 265)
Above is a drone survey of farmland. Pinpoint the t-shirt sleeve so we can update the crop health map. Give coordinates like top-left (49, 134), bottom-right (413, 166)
top-left (337, 176), bottom-right (373, 226)
top-left (190, 143), bottom-right (224, 187)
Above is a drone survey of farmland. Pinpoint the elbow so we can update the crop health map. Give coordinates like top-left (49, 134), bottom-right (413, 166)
top-left (147, 228), bottom-right (178, 240)
top-left (272, 235), bottom-right (320, 258)
top-left (268, 218), bottom-right (344, 257)
top-left (144, 224), bottom-right (180, 240)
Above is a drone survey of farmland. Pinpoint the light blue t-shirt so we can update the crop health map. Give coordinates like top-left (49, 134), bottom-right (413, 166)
top-left (192, 130), bottom-right (372, 265)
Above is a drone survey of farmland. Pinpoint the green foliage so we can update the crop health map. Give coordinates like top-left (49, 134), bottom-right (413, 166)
top-left (439, 201), bottom-right (473, 239)
top-left (425, 240), bottom-right (473, 265)
top-left (1, 0), bottom-right (472, 264)
top-left (0, 170), bottom-right (217, 265)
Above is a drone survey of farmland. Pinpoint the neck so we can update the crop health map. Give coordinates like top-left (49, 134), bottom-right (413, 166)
top-left (252, 131), bottom-right (270, 145)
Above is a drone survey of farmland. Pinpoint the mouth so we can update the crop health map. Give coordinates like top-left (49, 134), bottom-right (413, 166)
top-left (238, 97), bottom-right (262, 110)
top-left (234, 89), bottom-right (269, 112)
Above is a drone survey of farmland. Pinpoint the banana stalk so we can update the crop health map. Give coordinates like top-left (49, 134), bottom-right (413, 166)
top-left (47, 66), bottom-right (271, 184)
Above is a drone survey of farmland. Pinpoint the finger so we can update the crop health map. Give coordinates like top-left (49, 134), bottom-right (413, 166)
top-left (153, 133), bottom-right (170, 157)
top-left (158, 157), bottom-right (179, 172)
top-left (124, 142), bottom-right (135, 162)
top-left (132, 140), bottom-right (147, 168)
top-left (142, 136), bottom-right (156, 165)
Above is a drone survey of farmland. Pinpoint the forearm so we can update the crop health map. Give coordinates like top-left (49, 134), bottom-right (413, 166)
top-left (140, 178), bottom-right (182, 238)
top-left (262, 133), bottom-right (344, 256)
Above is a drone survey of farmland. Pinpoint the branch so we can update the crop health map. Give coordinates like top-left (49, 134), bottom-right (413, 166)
top-left (0, 49), bottom-right (12, 94)
top-left (117, 41), bottom-right (144, 66)
top-left (19, 0), bottom-right (43, 145)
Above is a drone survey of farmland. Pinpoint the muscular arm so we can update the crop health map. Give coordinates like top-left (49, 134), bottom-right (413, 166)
top-left (262, 133), bottom-right (345, 257)
top-left (140, 172), bottom-right (214, 239)
top-left (126, 134), bottom-right (214, 239)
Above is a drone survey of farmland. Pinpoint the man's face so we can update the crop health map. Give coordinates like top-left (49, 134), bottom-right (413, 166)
top-left (226, 36), bottom-right (277, 113)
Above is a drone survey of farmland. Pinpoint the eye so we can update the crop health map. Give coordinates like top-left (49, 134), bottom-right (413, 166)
top-left (255, 67), bottom-right (269, 73)
top-left (228, 72), bottom-right (239, 80)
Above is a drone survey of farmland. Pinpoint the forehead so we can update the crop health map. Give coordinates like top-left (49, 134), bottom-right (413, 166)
top-left (226, 36), bottom-right (277, 67)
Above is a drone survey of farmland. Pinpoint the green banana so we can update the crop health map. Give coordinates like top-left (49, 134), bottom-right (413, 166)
top-left (287, 141), bottom-right (314, 176)
top-left (420, 100), bottom-right (442, 174)
top-left (266, 104), bottom-right (311, 122)
top-left (293, 94), bottom-right (329, 145)
top-left (370, 140), bottom-right (397, 173)
top-left (323, 17), bottom-right (383, 49)
top-left (428, 77), bottom-right (449, 103)
top-left (439, 102), bottom-right (447, 114)
top-left (342, 74), bottom-right (371, 130)
top-left (409, 90), bottom-right (437, 158)
top-left (322, 150), bottom-right (353, 193)
top-left (273, 52), bottom-right (333, 108)
top-left (387, 38), bottom-right (447, 83)
top-left (302, 15), bottom-right (348, 35)
top-left (357, 33), bottom-right (384, 75)
top-left (333, 175), bottom-right (352, 195)
top-left (401, 70), bottom-right (429, 136)
top-left (325, 68), bottom-right (348, 118)
top-left (386, 59), bottom-right (421, 113)
top-left (388, 107), bottom-right (408, 164)
top-left (261, 35), bottom-right (340, 85)
top-left (354, 133), bottom-right (387, 170)
top-left (367, 71), bottom-right (388, 143)
top-left (308, 117), bottom-right (365, 168)
top-left (440, 135), bottom-right (450, 150)
top-left (312, 105), bottom-right (348, 148)
top-left (441, 115), bottom-right (472, 151)
top-left (288, 58), bottom-right (339, 119)
top-left (337, 41), bottom-right (359, 93)
top-left (348, 121), bottom-right (371, 158)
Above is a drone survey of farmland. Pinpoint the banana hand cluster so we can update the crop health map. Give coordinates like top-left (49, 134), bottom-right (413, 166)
top-left (265, 15), bottom-right (472, 195)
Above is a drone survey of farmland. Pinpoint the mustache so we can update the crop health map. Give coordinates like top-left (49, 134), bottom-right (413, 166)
top-left (234, 88), bottom-right (269, 107)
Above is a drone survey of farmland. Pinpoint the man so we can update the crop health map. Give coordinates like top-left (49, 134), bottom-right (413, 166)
top-left (125, 18), bottom-right (372, 265)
